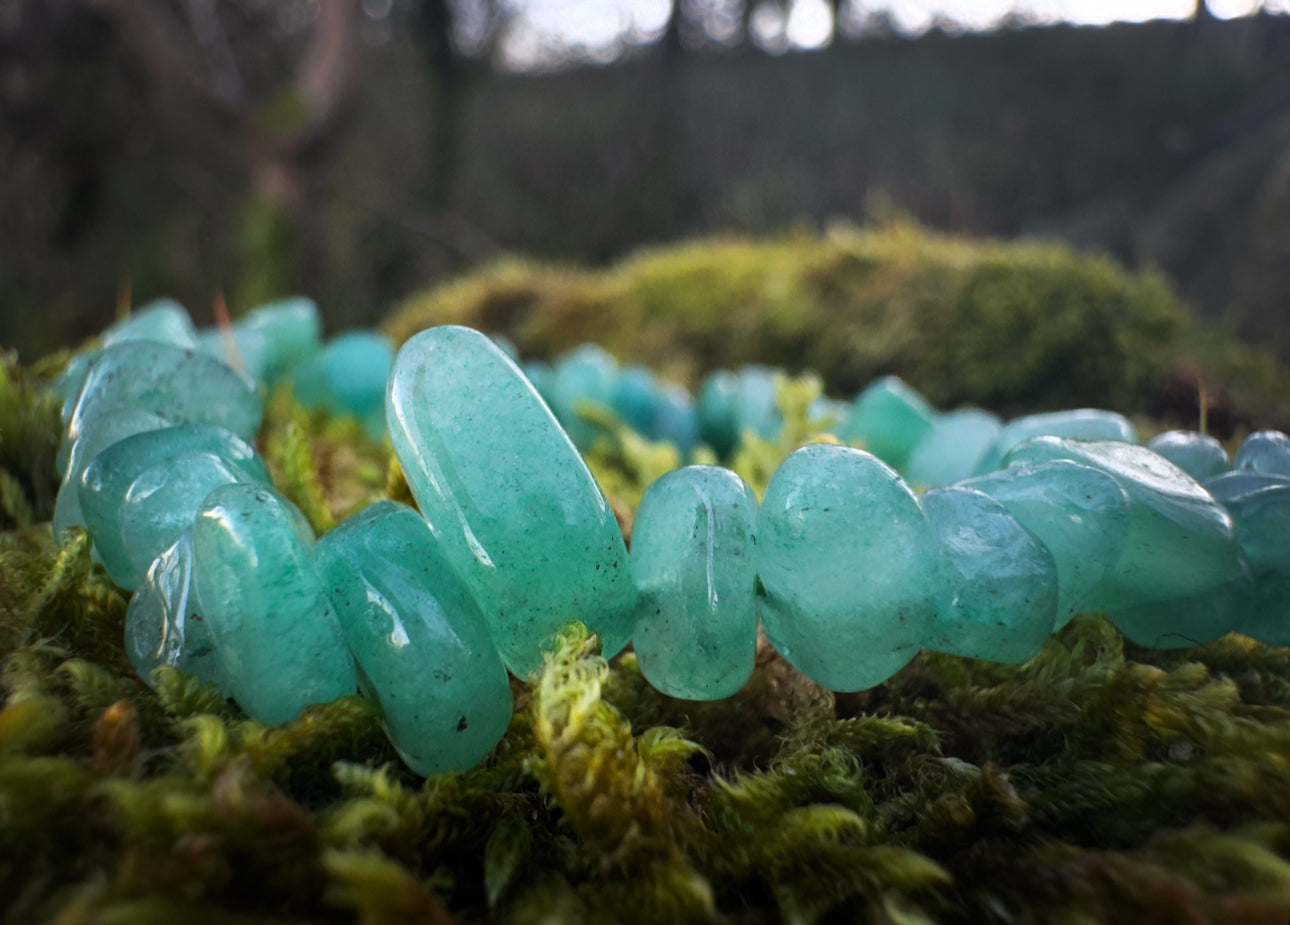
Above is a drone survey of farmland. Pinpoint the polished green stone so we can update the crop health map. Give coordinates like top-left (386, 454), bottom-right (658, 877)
top-left (239, 297), bottom-right (322, 384)
top-left (314, 501), bottom-right (513, 776)
top-left (193, 484), bottom-right (357, 723)
top-left (386, 326), bottom-right (637, 677)
top-left (905, 409), bottom-right (1002, 488)
top-left (631, 466), bottom-right (758, 700)
top-left (837, 376), bottom-right (936, 472)
top-left (614, 365), bottom-right (662, 436)
top-left (1001, 437), bottom-right (1242, 611)
top-left (53, 410), bottom-right (170, 536)
top-left (974, 409), bottom-right (1137, 475)
top-left (66, 342), bottom-right (262, 452)
top-left (1107, 566), bottom-right (1253, 649)
top-left (1145, 430), bottom-right (1230, 481)
top-left (1234, 431), bottom-right (1290, 478)
top-left (959, 460), bottom-right (1130, 628)
top-left (102, 299), bottom-right (198, 350)
top-left (79, 425), bottom-right (269, 589)
top-left (758, 444), bottom-right (937, 691)
top-left (697, 367), bottom-right (780, 458)
top-left (550, 344), bottom-right (620, 448)
top-left (654, 383), bottom-right (699, 456)
top-left (921, 487), bottom-right (1058, 663)
top-left (125, 530), bottom-right (222, 688)
top-left (1207, 471), bottom-right (1290, 644)
top-left (194, 327), bottom-right (271, 383)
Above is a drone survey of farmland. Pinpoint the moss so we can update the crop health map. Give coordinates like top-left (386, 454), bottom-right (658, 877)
top-left (386, 224), bottom-right (1290, 435)
top-left (6, 271), bottom-right (1290, 923)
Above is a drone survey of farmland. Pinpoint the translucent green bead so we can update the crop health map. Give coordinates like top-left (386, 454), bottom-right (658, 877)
top-left (921, 487), bottom-right (1058, 663)
top-left (837, 376), bottom-right (936, 472)
top-left (905, 409), bottom-right (1002, 488)
top-left (1234, 431), bottom-right (1290, 478)
top-left (758, 444), bottom-right (937, 691)
top-left (125, 530), bottom-right (222, 688)
top-left (1145, 430), bottom-right (1229, 482)
top-left (631, 466), bottom-right (758, 700)
top-left (102, 299), bottom-right (198, 350)
top-left (53, 410), bottom-right (170, 536)
top-left (1107, 566), bottom-right (1252, 649)
top-left (79, 425), bottom-right (269, 589)
top-left (959, 460), bottom-right (1130, 628)
top-left (974, 409), bottom-right (1137, 475)
top-left (1207, 471), bottom-right (1290, 644)
top-left (314, 502), bottom-right (513, 776)
top-left (239, 297), bottom-right (322, 384)
top-left (1002, 437), bottom-right (1242, 612)
top-left (550, 344), bottom-right (619, 448)
top-left (193, 484), bottom-right (357, 723)
top-left (386, 326), bottom-right (637, 677)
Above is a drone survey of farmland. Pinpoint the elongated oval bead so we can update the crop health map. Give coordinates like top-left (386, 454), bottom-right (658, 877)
top-left (905, 409), bottom-right (1002, 488)
top-left (1234, 431), bottom-right (1290, 478)
top-left (1145, 430), bottom-right (1229, 482)
top-left (921, 487), bottom-right (1058, 662)
top-left (1002, 437), bottom-right (1242, 610)
top-left (837, 376), bottom-right (936, 472)
top-left (958, 460), bottom-right (1130, 627)
top-left (758, 444), bottom-right (937, 691)
top-left (386, 326), bottom-right (637, 677)
top-left (193, 484), bottom-right (357, 723)
top-left (125, 530), bottom-right (222, 687)
top-left (314, 501), bottom-right (513, 776)
top-left (974, 409), bottom-right (1137, 475)
top-left (631, 466), bottom-right (758, 700)
top-left (79, 425), bottom-right (269, 589)
top-left (1206, 471), bottom-right (1290, 644)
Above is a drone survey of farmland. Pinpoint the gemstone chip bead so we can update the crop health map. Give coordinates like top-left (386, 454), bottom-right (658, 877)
top-left (758, 443), bottom-right (937, 691)
top-left (631, 466), bottom-right (759, 700)
top-left (386, 325), bottom-right (637, 676)
top-left (193, 484), bottom-right (357, 724)
top-left (314, 501), bottom-right (513, 776)
top-left (921, 486), bottom-right (1058, 663)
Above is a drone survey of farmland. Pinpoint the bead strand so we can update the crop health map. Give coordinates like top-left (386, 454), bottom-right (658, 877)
top-left (52, 298), bottom-right (1290, 777)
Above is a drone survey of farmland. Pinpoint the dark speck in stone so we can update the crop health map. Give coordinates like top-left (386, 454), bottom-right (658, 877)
top-left (457, 716), bottom-right (468, 732)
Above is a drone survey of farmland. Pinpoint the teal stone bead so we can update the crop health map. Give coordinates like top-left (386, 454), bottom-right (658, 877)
top-left (974, 409), bottom-right (1138, 475)
top-left (921, 487), bottom-right (1058, 663)
top-left (78, 423), bottom-right (267, 585)
top-left (837, 376), bottom-right (936, 472)
top-left (1146, 430), bottom-right (1230, 481)
top-left (54, 352), bottom-right (97, 426)
top-left (289, 350), bottom-right (330, 408)
top-left (125, 530), bottom-right (222, 687)
top-left (731, 366), bottom-right (782, 441)
top-left (67, 341), bottom-right (263, 450)
top-left (102, 299), bottom-right (198, 350)
top-left (314, 502), bottom-right (512, 776)
top-left (959, 460), bottom-right (1130, 628)
top-left (1108, 565), bottom-right (1253, 649)
top-left (239, 297), bottom-right (322, 384)
top-left (654, 383), bottom-right (699, 456)
top-left (631, 466), bottom-right (758, 700)
top-left (614, 365), bottom-right (662, 436)
top-left (698, 370), bottom-right (742, 457)
top-left (550, 344), bottom-right (620, 448)
top-left (323, 330), bottom-right (395, 421)
top-left (194, 327), bottom-right (272, 383)
top-left (905, 409), bottom-right (1003, 488)
top-left (758, 443), bottom-right (937, 691)
top-left (1207, 471), bottom-right (1290, 644)
top-left (807, 396), bottom-right (851, 432)
top-left (193, 484), bottom-right (357, 723)
top-left (53, 410), bottom-right (171, 535)
top-left (81, 428), bottom-right (269, 588)
top-left (1234, 431), bottom-right (1290, 478)
top-left (1001, 437), bottom-right (1242, 611)
top-left (386, 326), bottom-right (637, 677)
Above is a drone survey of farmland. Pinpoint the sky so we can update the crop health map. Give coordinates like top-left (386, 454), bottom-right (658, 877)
top-left (488, 0), bottom-right (1290, 69)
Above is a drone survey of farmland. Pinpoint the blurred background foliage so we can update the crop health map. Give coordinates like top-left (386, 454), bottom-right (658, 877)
top-left (3, 0), bottom-right (1290, 371)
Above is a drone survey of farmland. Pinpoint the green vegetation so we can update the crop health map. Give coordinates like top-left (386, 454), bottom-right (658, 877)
top-left (388, 225), bottom-right (1290, 434)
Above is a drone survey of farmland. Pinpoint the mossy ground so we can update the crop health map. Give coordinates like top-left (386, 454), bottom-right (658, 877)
top-left (6, 236), bottom-right (1290, 924)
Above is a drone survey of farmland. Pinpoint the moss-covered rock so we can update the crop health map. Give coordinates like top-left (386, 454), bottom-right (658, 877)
top-left (386, 225), bottom-right (1290, 434)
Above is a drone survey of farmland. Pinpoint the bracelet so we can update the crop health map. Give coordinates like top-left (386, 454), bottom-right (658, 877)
top-left (52, 298), bottom-right (1290, 777)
